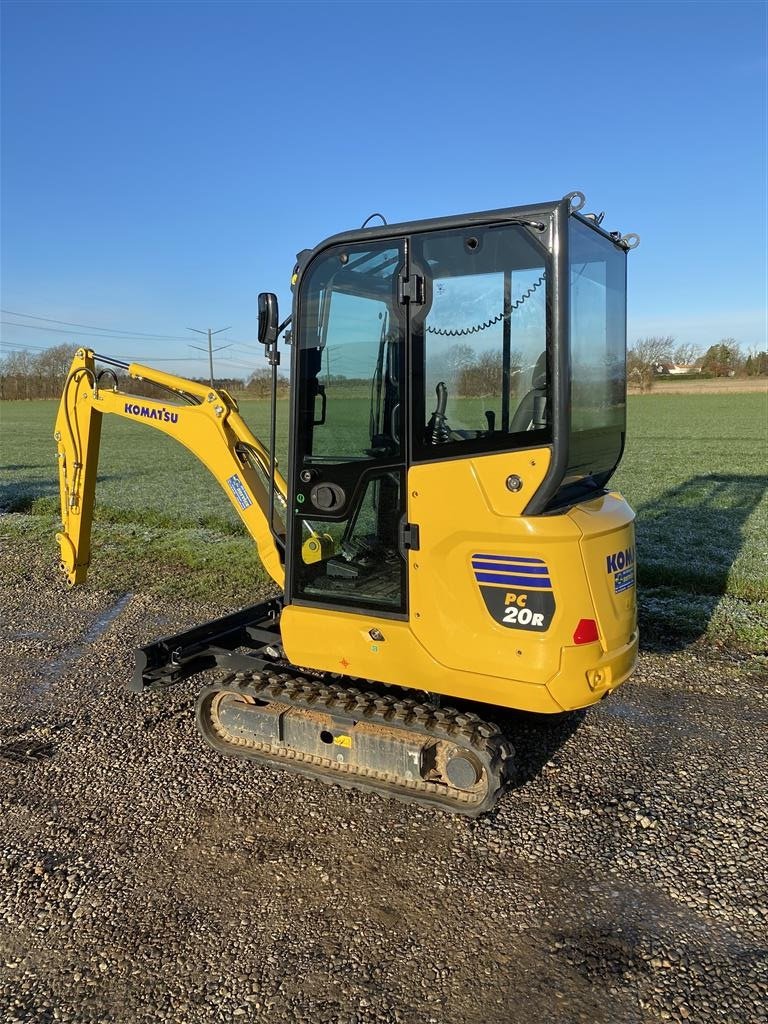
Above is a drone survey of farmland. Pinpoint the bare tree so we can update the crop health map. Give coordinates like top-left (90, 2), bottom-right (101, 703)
top-left (672, 342), bottom-right (700, 367)
top-left (0, 350), bottom-right (35, 399)
top-left (628, 336), bottom-right (675, 392)
top-left (0, 345), bottom-right (248, 400)
top-left (37, 344), bottom-right (76, 398)
top-left (456, 350), bottom-right (524, 397)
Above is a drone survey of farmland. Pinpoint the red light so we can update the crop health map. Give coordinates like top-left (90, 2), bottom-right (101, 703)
top-left (573, 619), bottom-right (599, 645)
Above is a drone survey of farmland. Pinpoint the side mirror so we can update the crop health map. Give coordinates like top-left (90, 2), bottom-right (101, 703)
top-left (258, 292), bottom-right (279, 346)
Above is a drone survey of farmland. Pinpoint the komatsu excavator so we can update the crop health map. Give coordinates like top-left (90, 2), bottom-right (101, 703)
top-left (54, 192), bottom-right (640, 815)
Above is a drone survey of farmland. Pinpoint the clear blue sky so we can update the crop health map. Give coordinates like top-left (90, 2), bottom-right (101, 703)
top-left (1, 0), bottom-right (765, 377)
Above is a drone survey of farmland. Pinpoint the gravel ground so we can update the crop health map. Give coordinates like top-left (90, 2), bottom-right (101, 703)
top-left (1, 526), bottom-right (766, 1024)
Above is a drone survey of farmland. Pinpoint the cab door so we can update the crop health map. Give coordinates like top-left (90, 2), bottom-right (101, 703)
top-left (288, 238), bottom-right (409, 617)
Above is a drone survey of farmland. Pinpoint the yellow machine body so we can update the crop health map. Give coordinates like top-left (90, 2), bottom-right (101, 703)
top-left (282, 449), bottom-right (637, 714)
top-left (55, 353), bottom-right (636, 715)
top-left (52, 195), bottom-right (642, 814)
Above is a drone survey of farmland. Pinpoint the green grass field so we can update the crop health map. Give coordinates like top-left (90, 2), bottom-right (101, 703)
top-left (1, 393), bottom-right (766, 654)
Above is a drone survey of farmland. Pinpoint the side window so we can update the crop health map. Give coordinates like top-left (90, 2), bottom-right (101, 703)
top-left (414, 224), bottom-right (551, 459)
top-left (570, 220), bottom-right (627, 432)
top-left (297, 245), bottom-right (403, 464)
top-left (311, 291), bottom-right (395, 460)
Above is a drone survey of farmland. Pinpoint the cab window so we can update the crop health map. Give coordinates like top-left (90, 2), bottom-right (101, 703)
top-left (412, 223), bottom-right (551, 460)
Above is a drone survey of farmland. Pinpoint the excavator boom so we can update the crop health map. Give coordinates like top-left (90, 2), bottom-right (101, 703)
top-left (54, 348), bottom-right (287, 588)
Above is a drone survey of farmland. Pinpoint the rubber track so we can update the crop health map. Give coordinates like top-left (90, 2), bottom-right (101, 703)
top-left (196, 670), bottom-right (515, 817)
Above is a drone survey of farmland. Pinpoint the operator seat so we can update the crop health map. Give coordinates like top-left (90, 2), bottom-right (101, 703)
top-left (509, 351), bottom-right (547, 432)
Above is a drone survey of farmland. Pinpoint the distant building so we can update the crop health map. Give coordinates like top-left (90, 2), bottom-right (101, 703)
top-left (667, 364), bottom-right (702, 375)
top-left (653, 362), bottom-right (702, 376)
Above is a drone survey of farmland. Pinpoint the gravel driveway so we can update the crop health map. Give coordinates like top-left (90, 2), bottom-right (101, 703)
top-left (1, 522), bottom-right (766, 1024)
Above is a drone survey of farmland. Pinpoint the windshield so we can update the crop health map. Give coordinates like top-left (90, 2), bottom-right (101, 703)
top-left (570, 218), bottom-right (627, 434)
top-left (554, 217), bottom-right (627, 504)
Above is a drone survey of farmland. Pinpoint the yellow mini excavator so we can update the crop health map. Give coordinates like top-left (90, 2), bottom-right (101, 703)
top-left (55, 192), bottom-right (640, 815)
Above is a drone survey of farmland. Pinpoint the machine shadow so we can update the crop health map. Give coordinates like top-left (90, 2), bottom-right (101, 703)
top-left (633, 472), bottom-right (766, 652)
top-left (497, 707), bottom-right (587, 790)
top-left (446, 692), bottom-right (587, 796)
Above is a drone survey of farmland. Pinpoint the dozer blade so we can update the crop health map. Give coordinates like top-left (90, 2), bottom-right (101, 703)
top-left (196, 672), bottom-right (514, 816)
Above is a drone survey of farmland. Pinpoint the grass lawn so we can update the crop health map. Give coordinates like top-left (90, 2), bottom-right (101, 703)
top-left (612, 394), bottom-right (767, 654)
top-left (1, 392), bottom-right (766, 654)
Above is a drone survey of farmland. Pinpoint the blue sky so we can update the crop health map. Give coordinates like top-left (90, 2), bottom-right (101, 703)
top-left (1, 0), bottom-right (765, 378)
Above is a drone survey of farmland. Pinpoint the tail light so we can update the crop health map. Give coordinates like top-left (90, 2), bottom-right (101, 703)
top-left (573, 618), bottom-right (599, 645)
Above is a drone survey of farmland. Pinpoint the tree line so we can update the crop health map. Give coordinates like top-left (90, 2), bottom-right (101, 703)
top-left (628, 337), bottom-right (768, 392)
top-left (0, 344), bottom-right (286, 401)
top-left (2, 338), bottom-right (766, 402)
top-left (426, 343), bottom-right (524, 397)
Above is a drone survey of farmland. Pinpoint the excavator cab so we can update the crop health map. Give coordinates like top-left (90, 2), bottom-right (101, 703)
top-left (281, 194), bottom-right (635, 652)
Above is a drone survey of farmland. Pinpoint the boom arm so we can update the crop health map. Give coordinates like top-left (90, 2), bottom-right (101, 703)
top-left (54, 348), bottom-right (287, 588)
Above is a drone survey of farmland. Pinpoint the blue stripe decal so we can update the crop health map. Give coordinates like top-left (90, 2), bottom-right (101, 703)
top-left (474, 572), bottom-right (552, 588)
top-left (473, 553), bottom-right (545, 564)
top-left (471, 561), bottom-right (550, 575)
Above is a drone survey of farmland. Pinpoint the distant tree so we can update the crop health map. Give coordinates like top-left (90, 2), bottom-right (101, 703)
top-left (245, 368), bottom-right (288, 397)
top-left (458, 351), bottom-right (496, 396)
top-left (36, 344), bottom-right (76, 398)
top-left (628, 336), bottom-right (675, 392)
top-left (458, 349), bottom-right (525, 397)
top-left (0, 349), bottom-right (36, 399)
top-left (210, 377), bottom-right (247, 393)
top-left (426, 343), bottom-right (474, 384)
top-left (247, 368), bottom-right (275, 398)
top-left (701, 339), bottom-right (742, 377)
top-left (446, 343), bottom-right (474, 376)
top-left (672, 342), bottom-right (700, 367)
top-left (744, 350), bottom-right (768, 376)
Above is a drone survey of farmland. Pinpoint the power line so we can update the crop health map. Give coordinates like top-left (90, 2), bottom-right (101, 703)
top-left (0, 339), bottom-right (222, 365)
top-left (2, 312), bottom-right (265, 353)
top-left (0, 340), bottom-right (51, 352)
top-left (0, 317), bottom-right (186, 346)
top-left (2, 310), bottom-right (262, 347)
top-left (1, 308), bottom-right (195, 342)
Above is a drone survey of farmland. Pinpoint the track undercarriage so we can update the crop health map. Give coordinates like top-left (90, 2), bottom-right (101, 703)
top-left (131, 599), bottom-right (513, 815)
top-left (197, 671), bottom-right (513, 815)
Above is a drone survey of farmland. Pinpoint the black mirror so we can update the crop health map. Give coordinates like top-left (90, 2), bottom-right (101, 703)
top-left (258, 292), bottom-right (279, 346)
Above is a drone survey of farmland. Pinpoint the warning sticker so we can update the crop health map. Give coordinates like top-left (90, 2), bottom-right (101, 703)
top-left (227, 473), bottom-right (253, 511)
top-left (614, 567), bottom-right (635, 594)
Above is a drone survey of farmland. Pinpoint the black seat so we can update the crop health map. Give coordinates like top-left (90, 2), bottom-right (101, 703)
top-left (509, 351), bottom-right (547, 432)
